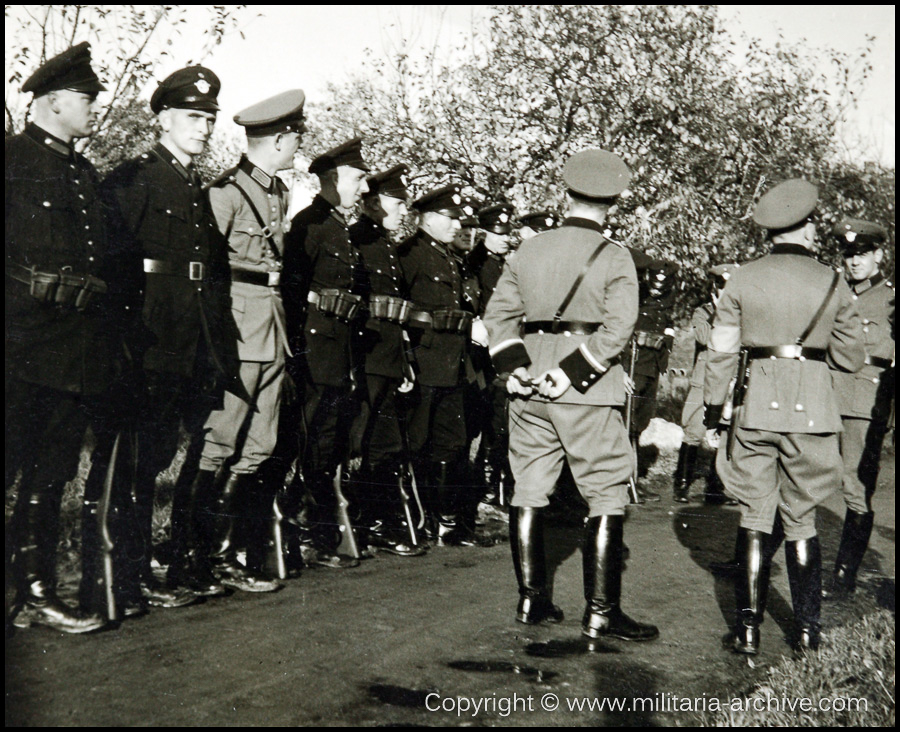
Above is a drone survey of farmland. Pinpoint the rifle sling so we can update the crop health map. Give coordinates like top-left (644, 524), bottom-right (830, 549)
top-left (552, 238), bottom-right (609, 325)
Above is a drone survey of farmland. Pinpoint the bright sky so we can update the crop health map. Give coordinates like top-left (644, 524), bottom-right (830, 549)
top-left (5, 5), bottom-right (895, 165)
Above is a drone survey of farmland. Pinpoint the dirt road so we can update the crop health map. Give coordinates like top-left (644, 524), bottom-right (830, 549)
top-left (6, 443), bottom-right (894, 726)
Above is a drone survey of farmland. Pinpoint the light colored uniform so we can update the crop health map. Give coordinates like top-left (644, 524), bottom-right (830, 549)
top-left (704, 244), bottom-right (865, 540)
top-left (485, 217), bottom-right (638, 516)
top-left (200, 158), bottom-right (291, 474)
top-left (681, 302), bottom-right (715, 445)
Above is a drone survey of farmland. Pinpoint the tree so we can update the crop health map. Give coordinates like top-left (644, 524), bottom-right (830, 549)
top-left (305, 5), bottom-right (892, 317)
top-left (5, 5), bottom-right (251, 174)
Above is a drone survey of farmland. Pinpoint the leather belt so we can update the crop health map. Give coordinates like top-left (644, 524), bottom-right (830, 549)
top-left (522, 320), bottom-right (600, 335)
top-left (408, 310), bottom-right (433, 327)
top-left (865, 355), bottom-right (893, 369)
top-left (747, 345), bottom-right (828, 362)
top-left (144, 258), bottom-right (205, 281)
top-left (231, 269), bottom-right (281, 287)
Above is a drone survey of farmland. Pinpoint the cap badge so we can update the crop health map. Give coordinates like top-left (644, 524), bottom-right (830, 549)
top-left (545, 218), bottom-right (554, 227)
top-left (452, 193), bottom-right (462, 205)
top-left (499, 213), bottom-right (509, 223)
top-left (195, 79), bottom-right (211, 94)
top-left (845, 231), bottom-right (857, 243)
top-left (722, 272), bottom-right (731, 281)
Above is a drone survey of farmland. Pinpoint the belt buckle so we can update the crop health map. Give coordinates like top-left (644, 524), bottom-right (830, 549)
top-left (268, 271), bottom-right (281, 287)
top-left (189, 262), bottom-right (204, 281)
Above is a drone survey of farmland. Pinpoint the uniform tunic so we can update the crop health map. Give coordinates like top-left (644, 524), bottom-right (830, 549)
top-left (680, 302), bottom-right (715, 445)
top-left (485, 217), bottom-right (639, 516)
top-left (200, 157), bottom-right (290, 474)
top-left (832, 273), bottom-right (894, 512)
top-left (704, 243), bottom-right (866, 540)
top-left (5, 124), bottom-right (113, 484)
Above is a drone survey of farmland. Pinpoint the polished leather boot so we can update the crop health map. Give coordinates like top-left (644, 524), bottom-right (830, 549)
top-left (722, 528), bottom-right (770, 655)
top-left (672, 443), bottom-right (697, 503)
top-left (436, 460), bottom-right (480, 547)
top-left (210, 473), bottom-right (282, 592)
top-left (365, 463), bottom-right (427, 556)
top-left (510, 507), bottom-right (563, 624)
top-left (786, 537), bottom-right (822, 651)
top-left (582, 515), bottom-right (658, 641)
top-left (704, 463), bottom-right (738, 506)
top-left (710, 514), bottom-right (784, 577)
top-left (823, 510), bottom-right (874, 600)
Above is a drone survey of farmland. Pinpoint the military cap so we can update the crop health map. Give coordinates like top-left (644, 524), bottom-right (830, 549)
top-left (150, 66), bottom-right (220, 115)
top-left (833, 217), bottom-right (888, 255)
top-left (365, 163), bottom-right (410, 199)
top-left (518, 211), bottom-right (561, 233)
top-left (22, 42), bottom-right (106, 97)
top-left (412, 184), bottom-right (466, 218)
top-left (234, 89), bottom-right (306, 137)
top-left (459, 195), bottom-right (482, 227)
top-left (752, 179), bottom-right (818, 229)
top-left (709, 262), bottom-right (741, 281)
top-left (478, 203), bottom-right (515, 235)
top-left (563, 149), bottom-right (631, 199)
top-left (308, 136), bottom-right (370, 175)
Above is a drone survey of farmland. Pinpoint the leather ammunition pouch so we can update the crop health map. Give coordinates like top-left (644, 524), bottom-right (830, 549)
top-left (7, 264), bottom-right (107, 311)
top-left (425, 308), bottom-right (473, 334)
top-left (308, 288), bottom-right (362, 321)
top-left (369, 295), bottom-right (411, 324)
top-left (635, 330), bottom-right (667, 350)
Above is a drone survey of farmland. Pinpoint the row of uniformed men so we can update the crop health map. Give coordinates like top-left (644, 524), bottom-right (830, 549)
top-left (5, 44), bottom-right (564, 634)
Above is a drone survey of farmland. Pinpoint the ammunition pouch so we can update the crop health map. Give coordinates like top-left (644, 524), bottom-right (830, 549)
top-left (409, 308), bottom-right (473, 334)
top-left (308, 288), bottom-right (363, 321)
top-left (7, 264), bottom-right (107, 311)
top-left (369, 295), bottom-right (411, 324)
top-left (634, 330), bottom-right (667, 350)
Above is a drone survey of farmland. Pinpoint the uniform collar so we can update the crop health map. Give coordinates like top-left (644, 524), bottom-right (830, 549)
top-left (313, 193), bottom-right (347, 226)
top-left (770, 243), bottom-right (816, 258)
top-left (358, 214), bottom-right (384, 237)
top-left (561, 217), bottom-right (607, 236)
top-left (419, 229), bottom-right (452, 256)
top-left (851, 272), bottom-right (884, 294)
top-left (238, 155), bottom-right (274, 191)
top-left (25, 123), bottom-right (74, 159)
top-left (154, 143), bottom-right (196, 183)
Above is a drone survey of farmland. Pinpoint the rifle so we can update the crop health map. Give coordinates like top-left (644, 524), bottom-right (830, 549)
top-left (97, 431), bottom-right (122, 622)
top-left (333, 463), bottom-right (361, 559)
top-left (397, 403), bottom-right (426, 532)
top-left (624, 337), bottom-right (641, 503)
top-left (397, 467), bottom-right (420, 548)
top-left (726, 348), bottom-right (751, 461)
top-left (271, 493), bottom-right (287, 580)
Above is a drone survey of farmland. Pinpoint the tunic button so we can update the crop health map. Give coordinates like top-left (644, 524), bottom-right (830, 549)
top-left (770, 401), bottom-right (779, 408)
top-left (88, 240), bottom-right (93, 246)
top-left (166, 209), bottom-right (171, 214)
top-left (795, 404), bottom-right (804, 411)
top-left (582, 381), bottom-right (589, 387)
top-left (85, 225), bottom-right (90, 230)
top-left (78, 194), bottom-right (85, 200)
top-left (564, 331), bottom-right (571, 337)
top-left (43, 201), bottom-right (51, 207)
top-left (808, 420), bottom-right (815, 427)
top-left (89, 257), bottom-right (94, 262)
top-left (852, 294), bottom-right (858, 300)
top-left (863, 319), bottom-right (870, 324)
top-left (434, 276), bottom-right (440, 281)
top-left (863, 327), bottom-right (869, 333)
top-left (873, 377), bottom-right (879, 384)
top-left (310, 329), bottom-right (316, 334)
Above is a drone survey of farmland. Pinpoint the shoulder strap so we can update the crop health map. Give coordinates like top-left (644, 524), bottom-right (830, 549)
top-left (553, 238), bottom-right (610, 326)
top-left (796, 269), bottom-right (841, 345)
top-left (228, 179), bottom-right (282, 259)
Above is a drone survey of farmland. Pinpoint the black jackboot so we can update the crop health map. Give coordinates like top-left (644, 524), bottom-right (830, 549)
top-left (704, 461), bottom-right (738, 506)
top-left (582, 515), bottom-right (658, 641)
top-left (785, 537), bottom-right (822, 651)
top-left (822, 510), bottom-right (874, 600)
top-left (673, 443), bottom-right (698, 503)
top-left (722, 528), bottom-right (771, 655)
top-left (364, 463), bottom-right (427, 557)
top-left (244, 473), bottom-right (283, 577)
top-left (436, 460), bottom-right (479, 547)
top-left (13, 485), bottom-right (106, 634)
top-left (209, 473), bottom-right (282, 592)
top-left (510, 507), bottom-right (563, 624)
top-left (711, 513), bottom-right (784, 577)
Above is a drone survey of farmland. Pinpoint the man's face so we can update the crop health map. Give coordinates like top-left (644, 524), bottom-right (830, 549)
top-left (52, 89), bottom-right (100, 139)
top-left (844, 248), bottom-right (883, 282)
top-left (422, 211), bottom-right (461, 245)
top-left (519, 225), bottom-right (538, 241)
top-left (484, 231), bottom-right (511, 255)
top-left (451, 226), bottom-right (477, 253)
top-left (273, 130), bottom-right (302, 171)
top-left (336, 165), bottom-right (370, 209)
top-left (379, 194), bottom-right (408, 232)
top-left (161, 108), bottom-right (217, 158)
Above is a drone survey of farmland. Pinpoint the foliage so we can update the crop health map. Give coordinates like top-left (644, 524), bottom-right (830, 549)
top-left (306, 5), bottom-right (893, 318)
top-left (701, 610), bottom-right (895, 727)
top-left (5, 5), bottom-right (251, 174)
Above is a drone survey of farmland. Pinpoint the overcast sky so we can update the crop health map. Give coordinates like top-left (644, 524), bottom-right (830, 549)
top-left (5, 5), bottom-right (895, 164)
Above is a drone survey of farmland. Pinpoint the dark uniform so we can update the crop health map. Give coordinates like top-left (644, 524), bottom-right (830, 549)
top-left (486, 149), bottom-right (657, 642)
top-left (825, 218), bottom-right (894, 598)
top-left (102, 66), bottom-right (236, 603)
top-left (281, 137), bottom-right (369, 564)
top-left (399, 185), bottom-right (478, 544)
top-left (6, 43), bottom-right (109, 632)
top-left (704, 179), bottom-right (865, 654)
top-left (673, 264), bottom-right (740, 505)
top-left (466, 203), bottom-right (517, 503)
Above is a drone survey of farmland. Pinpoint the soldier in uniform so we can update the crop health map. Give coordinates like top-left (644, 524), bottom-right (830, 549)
top-left (824, 218), bottom-right (894, 599)
top-left (485, 149), bottom-right (658, 642)
top-left (102, 66), bottom-right (236, 604)
top-left (673, 264), bottom-right (740, 505)
top-left (6, 43), bottom-right (109, 633)
top-left (281, 137), bottom-right (370, 569)
top-left (349, 163), bottom-right (425, 557)
top-left (704, 180), bottom-right (865, 654)
top-left (399, 185), bottom-right (481, 546)
top-left (467, 203), bottom-right (517, 504)
top-left (179, 90), bottom-right (308, 593)
top-left (517, 211), bottom-right (561, 241)
top-left (622, 253), bottom-right (679, 503)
